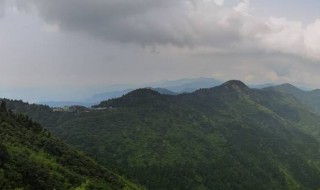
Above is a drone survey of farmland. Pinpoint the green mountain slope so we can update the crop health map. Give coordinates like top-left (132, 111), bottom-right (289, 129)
top-left (5, 81), bottom-right (320, 190)
top-left (266, 83), bottom-right (320, 113)
top-left (0, 101), bottom-right (142, 190)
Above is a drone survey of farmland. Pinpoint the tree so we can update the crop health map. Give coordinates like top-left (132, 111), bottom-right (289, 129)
top-left (0, 101), bottom-right (6, 112)
top-left (0, 144), bottom-right (9, 167)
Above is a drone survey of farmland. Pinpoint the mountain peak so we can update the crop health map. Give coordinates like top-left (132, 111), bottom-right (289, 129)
top-left (221, 80), bottom-right (249, 90)
top-left (278, 83), bottom-right (300, 89)
top-left (267, 83), bottom-right (304, 93)
top-left (125, 88), bottom-right (161, 98)
top-left (95, 88), bottom-right (162, 108)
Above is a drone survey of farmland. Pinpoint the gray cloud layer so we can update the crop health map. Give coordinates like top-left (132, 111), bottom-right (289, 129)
top-left (2, 0), bottom-right (320, 101)
top-left (15, 0), bottom-right (245, 47)
top-left (0, 0), bottom-right (5, 16)
top-left (9, 0), bottom-right (319, 61)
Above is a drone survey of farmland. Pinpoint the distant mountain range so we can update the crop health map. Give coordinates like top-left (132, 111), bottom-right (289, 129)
top-left (40, 77), bottom-right (221, 107)
top-left (40, 77), bottom-right (281, 107)
top-left (153, 77), bottom-right (222, 92)
top-left (38, 101), bottom-right (94, 108)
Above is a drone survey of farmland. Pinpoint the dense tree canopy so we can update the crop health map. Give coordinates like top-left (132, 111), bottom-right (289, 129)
top-left (0, 100), bottom-right (143, 190)
top-left (5, 81), bottom-right (320, 189)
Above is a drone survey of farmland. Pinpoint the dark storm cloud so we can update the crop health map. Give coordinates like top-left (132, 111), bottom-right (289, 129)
top-left (15, 0), bottom-right (246, 47)
top-left (4, 0), bottom-right (320, 60)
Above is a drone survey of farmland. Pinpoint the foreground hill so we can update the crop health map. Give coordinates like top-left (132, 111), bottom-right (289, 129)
top-left (0, 102), bottom-right (142, 190)
top-left (5, 81), bottom-right (320, 189)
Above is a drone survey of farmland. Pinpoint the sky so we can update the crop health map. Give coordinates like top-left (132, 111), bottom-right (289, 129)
top-left (1, 0), bottom-right (320, 102)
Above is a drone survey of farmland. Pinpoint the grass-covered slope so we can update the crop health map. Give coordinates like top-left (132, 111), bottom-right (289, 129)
top-left (5, 80), bottom-right (320, 190)
top-left (0, 101), bottom-right (142, 190)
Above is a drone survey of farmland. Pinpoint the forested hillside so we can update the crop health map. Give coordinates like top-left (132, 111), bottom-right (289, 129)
top-left (266, 83), bottom-right (320, 114)
top-left (5, 81), bottom-right (320, 190)
top-left (0, 101), bottom-right (142, 190)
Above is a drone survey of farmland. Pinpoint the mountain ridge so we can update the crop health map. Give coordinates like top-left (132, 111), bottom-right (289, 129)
top-left (266, 83), bottom-right (320, 113)
top-left (7, 80), bottom-right (320, 189)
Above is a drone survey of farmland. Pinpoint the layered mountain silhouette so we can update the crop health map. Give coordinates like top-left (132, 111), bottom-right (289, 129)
top-left (4, 80), bottom-right (320, 190)
top-left (40, 77), bottom-right (222, 107)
